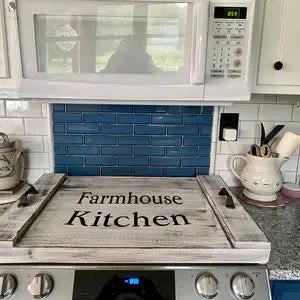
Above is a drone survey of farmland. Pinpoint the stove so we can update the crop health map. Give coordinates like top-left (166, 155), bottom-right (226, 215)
top-left (0, 175), bottom-right (271, 300)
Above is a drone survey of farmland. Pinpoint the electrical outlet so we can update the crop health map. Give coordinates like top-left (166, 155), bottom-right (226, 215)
top-left (219, 113), bottom-right (239, 141)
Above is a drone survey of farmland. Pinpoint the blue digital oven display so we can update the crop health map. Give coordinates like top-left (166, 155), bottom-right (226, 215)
top-left (124, 277), bottom-right (140, 285)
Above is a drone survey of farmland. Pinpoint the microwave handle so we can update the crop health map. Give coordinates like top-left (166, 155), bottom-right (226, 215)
top-left (192, 1), bottom-right (209, 85)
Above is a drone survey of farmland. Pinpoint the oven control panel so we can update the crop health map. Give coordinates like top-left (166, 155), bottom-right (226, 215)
top-left (0, 265), bottom-right (271, 299)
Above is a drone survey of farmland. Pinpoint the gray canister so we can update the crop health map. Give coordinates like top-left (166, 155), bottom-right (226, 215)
top-left (0, 133), bottom-right (24, 190)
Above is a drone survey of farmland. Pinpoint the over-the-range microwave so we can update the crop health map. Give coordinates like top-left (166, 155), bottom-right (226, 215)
top-left (14, 0), bottom-right (255, 104)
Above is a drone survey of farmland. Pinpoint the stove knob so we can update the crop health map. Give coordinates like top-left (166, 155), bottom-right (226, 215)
top-left (0, 274), bottom-right (17, 299)
top-left (231, 273), bottom-right (255, 299)
top-left (195, 273), bottom-right (218, 299)
top-left (28, 274), bottom-right (53, 299)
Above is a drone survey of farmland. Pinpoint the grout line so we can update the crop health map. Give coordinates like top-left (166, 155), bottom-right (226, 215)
top-left (209, 106), bottom-right (219, 175)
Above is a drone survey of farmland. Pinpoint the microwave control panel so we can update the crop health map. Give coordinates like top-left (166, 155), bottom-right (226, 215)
top-left (206, 5), bottom-right (252, 82)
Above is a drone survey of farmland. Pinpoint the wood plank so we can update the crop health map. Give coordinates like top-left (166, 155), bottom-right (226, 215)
top-left (18, 177), bottom-right (231, 249)
top-left (197, 176), bottom-right (271, 250)
top-left (0, 174), bottom-right (66, 247)
top-left (0, 247), bottom-right (270, 265)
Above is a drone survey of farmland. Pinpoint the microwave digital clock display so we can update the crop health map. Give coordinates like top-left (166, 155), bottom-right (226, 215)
top-left (214, 7), bottom-right (247, 19)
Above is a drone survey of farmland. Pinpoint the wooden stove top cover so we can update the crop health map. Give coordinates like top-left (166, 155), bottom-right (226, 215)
top-left (19, 177), bottom-right (231, 249)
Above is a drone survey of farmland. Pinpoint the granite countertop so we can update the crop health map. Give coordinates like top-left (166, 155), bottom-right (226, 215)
top-left (232, 188), bottom-right (300, 281)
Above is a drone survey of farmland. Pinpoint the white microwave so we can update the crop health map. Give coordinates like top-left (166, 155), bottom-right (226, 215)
top-left (15, 0), bottom-right (255, 104)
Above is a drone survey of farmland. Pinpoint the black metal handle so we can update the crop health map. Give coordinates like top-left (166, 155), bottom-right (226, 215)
top-left (18, 183), bottom-right (39, 208)
top-left (274, 61), bottom-right (283, 71)
top-left (218, 188), bottom-right (235, 209)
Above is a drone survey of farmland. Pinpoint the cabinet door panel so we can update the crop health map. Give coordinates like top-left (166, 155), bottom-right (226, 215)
top-left (0, 1), bottom-right (9, 78)
top-left (278, 0), bottom-right (300, 85)
top-left (257, 0), bottom-right (285, 85)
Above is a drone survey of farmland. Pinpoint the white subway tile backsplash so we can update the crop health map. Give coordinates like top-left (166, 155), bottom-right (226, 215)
top-left (15, 136), bottom-right (44, 152)
top-left (281, 156), bottom-right (298, 172)
top-left (24, 118), bottom-right (49, 135)
top-left (258, 104), bottom-right (292, 121)
top-left (225, 104), bottom-right (259, 120)
top-left (239, 121), bottom-right (275, 140)
top-left (41, 103), bottom-right (49, 118)
top-left (220, 138), bottom-right (254, 155)
top-left (217, 170), bottom-right (240, 187)
top-left (274, 121), bottom-right (300, 137)
top-left (0, 100), bottom-right (50, 180)
top-left (25, 153), bottom-right (50, 169)
top-left (250, 94), bottom-right (277, 104)
top-left (25, 168), bottom-right (46, 183)
top-left (283, 172), bottom-right (297, 183)
top-left (239, 121), bottom-right (258, 138)
top-left (292, 106), bottom-right (300, 122)
top-left (6, 101), bottom-right (42, 118)
top-left (0, 101), bottom-right (5, 117)
top-left (215, 154), bottom-right (233, 171)
top-left (43, 136), bottom-right (50, 153)
top-left (215, 95), bottom-right (300, 186)
top-left (209, 142), bottom-right (216, 174)
top-left (277, 95), bottom-right (300, 105)
top-left (0, 118), bottom-right (24, 134)
top-left (0, 96), bottom-right (300, 187)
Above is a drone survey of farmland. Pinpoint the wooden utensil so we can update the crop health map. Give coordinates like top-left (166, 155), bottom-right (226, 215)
top-left (260, 144), bottom-right (271, 158)
top-left (250, 144), bottom-right (261, 157)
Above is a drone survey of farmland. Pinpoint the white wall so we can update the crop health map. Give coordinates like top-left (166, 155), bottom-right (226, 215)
top-left (212, 94), bottom-right (300, 186)
top-left (0, 100), bottom-right (52, 183)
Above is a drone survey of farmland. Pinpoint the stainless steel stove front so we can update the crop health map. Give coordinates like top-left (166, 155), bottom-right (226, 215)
top-left (0, 265), bottom-right (271, 300)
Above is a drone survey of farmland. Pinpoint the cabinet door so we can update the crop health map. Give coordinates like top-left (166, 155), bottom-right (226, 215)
top-left (257, 0), bottom-right (300, 87)
top-left (0, 0), bottom-right (9, 78)
top-left (271, 280), bottom-right (300, 300)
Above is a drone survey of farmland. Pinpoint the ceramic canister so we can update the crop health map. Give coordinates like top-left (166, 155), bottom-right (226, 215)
top-left (0, 133), bottom-right (24, 190)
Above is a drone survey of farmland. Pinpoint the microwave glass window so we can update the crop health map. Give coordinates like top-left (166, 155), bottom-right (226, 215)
top-left (34, 3), bottom-right (188, 76)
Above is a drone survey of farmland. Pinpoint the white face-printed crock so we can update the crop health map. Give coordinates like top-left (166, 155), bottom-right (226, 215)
top-left (0, 133), bottom-right (24, 191)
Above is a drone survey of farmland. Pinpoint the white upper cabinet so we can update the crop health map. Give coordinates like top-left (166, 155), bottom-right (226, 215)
top-left (0, 1), bottom-right (9, 80)
top-left (0, 0), bottom-right (21, 90)
top-left (252, 0), bottom-right (300, 94)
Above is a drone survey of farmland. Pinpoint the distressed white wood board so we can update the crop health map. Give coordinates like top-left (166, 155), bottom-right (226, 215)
top-left (197, 176), bottom-right (270, 251)
top-left (0, 176), bottom-right (271, 264)
top-left (19, 177), bottom-right (231, 249)
top-left (0, 247), bottom-right (270, 264)
top-left (0, 174), bottom-right (66, 247)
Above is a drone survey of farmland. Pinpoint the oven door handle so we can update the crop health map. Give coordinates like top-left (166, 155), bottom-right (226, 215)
top-left (192, 0), bottom-right (209, 85)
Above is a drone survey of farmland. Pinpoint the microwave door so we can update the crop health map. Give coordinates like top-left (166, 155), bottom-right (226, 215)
top-left (191, 0), bottom-right (209, 85)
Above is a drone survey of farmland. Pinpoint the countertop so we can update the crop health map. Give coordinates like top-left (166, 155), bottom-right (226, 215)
top-left (232, 188), bottom-right (300, 281)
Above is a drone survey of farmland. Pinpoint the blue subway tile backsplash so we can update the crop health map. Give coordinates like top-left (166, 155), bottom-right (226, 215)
top-left (84, 113), bottom-right (116, 123)
top-left (101, 125), bottom-right (133, 135)
top-left (68, 146), bottom-right (100, 155)
top-left (102, 146), bottom-right (132, 156)
top-left (86, 156), bottom-right (117, 166)
top-left (53, 113), bottom-right (82, 123)
top-left (53, 104), bottom-right (213, 177)
top-left (67, 124), bottom-right (99, 134)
